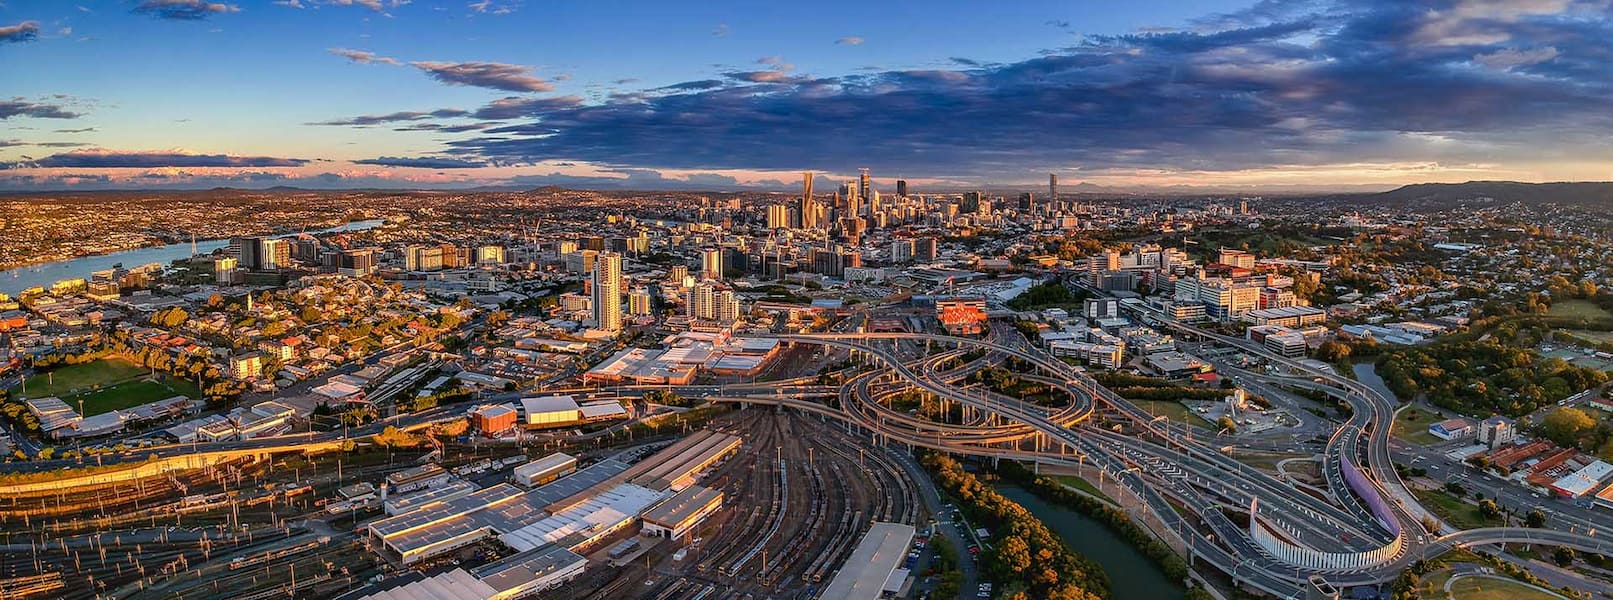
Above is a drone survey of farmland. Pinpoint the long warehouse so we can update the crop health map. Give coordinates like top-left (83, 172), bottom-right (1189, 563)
top-left (366, 430), bottom-right (741, 566)
top-left (820, 522), bottom-right (916, 600)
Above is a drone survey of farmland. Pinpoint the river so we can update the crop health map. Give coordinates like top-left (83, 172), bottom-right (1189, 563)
top-left (0, 220), bottom-right (385, 297)
top-left (1350, 361), bottom-right (1401, 403)
top-left (993, 483), bottom-right (1183, 600)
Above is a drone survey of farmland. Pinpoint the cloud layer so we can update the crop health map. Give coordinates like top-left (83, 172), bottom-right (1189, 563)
top-left (4, 149), bottom-right (307, 169)
top-left (420, 0), bottom-right (1613, 179)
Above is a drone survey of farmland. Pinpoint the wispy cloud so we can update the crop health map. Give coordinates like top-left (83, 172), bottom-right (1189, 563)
top-left (132, 0), bottom-right (240, 21)
top-left (353, 156), bottom-right (487, 169)
top-left (712, 23), bottom-right (729, 37)
top-left (410, 61), bottom-right (554, 93)
top-left (0, 20), bottom-right (40, 43)
top-left (0, 98), bottom-right (81, 120)
top-left (468, 0), bottom-right (517, 15)
top-left (328, 47), bottom-right (398, 65)
top-left (308, 108), bottom-right (469, 126)
top-left (0, 140), bottom-right (90, 148)
top-left (835, 36), bottom-right (864, 45)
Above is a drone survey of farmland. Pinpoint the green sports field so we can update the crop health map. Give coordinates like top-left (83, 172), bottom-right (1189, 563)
top-left (14, 358), bottom-right (201, 416)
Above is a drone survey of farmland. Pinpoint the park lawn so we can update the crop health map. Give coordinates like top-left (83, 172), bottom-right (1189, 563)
top-left (1447, 575), bottom-right (1566, 600)
top-left (1563, 329), bottom-right (1613, 344)
top-left (75, 378), bottom-right (203, 416)
top-left (1234, 451), bottom-right (1311, 471)
top-left (17, 358), bottom-right (147, 398)
top-left (1054, 475), bottom-right (1114, 504)
top-left (1548, 299), bottom-right (1613, 321)
top-left (1412, 489), bottom-right (1504, 530)
top-left (1391, 409), bottom-right (1450, 446)
top-left (1131, 399), bottom-right (1214, 428)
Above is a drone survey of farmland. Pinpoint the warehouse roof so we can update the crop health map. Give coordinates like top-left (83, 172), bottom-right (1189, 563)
top-left (470, 544), bottom-right (586, 595)
top-left (520, 395), bottom-right (580, 415)
top-left (356, 566), bottom-right (496, 600)
top-left (579, 401), bottom-right (628, 420)
top-left (642, 485), bottom-right (723, 527)
top-left (628, 431), bottom-right (741, 491)
top-left (384, 480), bottom-right (480, 516)
top-left (498, 483), bottom-right (664, 552)
top-left (514, 453), bottom-right (577, 481)
top-left (820, 522), bottom-right (916, 600)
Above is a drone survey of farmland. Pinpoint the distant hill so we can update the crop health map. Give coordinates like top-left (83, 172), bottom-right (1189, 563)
top-left (1358, 181), bottom-right (1613, 211)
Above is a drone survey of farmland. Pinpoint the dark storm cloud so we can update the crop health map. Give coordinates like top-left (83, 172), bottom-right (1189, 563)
top-left (0, 98), bottom-right (81, 120)
top-left (438, 0), bottom-right (1613, 177)
top-left (0, 20), bottom-right (40, 43)
top-left (5, 149), bottom-right (307, 169)
top-left (132, 0), bottom-right (240, 20)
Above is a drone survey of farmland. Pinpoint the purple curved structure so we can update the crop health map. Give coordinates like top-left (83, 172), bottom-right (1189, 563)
top-left (1342, 455), bottom-right (1400, 536)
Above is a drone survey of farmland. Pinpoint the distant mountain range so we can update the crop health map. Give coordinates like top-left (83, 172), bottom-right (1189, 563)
top-left (1338, 181), bottom-right (1613, 210)
top-left (6, 180), bottom-right (1612, 210)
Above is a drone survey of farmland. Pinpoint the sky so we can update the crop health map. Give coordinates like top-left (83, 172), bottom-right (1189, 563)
top-left (2, 0), bottom-right (1612, 192)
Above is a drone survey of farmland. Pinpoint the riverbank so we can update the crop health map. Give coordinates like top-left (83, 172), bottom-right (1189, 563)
top-left (0, 219), bottom-right (384, 297)
top-left (993, 484), bottom-right (1185, 600)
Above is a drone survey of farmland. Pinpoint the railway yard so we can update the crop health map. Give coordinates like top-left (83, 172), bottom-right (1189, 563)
top-left (0, 403), bottom-right (926, 600)
top-left (547, 409), bottom-right (923, 600)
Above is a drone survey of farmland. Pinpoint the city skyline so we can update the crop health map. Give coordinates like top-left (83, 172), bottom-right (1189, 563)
top-left (3, 0), bottom-right (1613, 192)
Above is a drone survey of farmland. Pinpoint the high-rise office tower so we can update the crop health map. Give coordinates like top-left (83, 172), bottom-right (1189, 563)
top-left (260, 238), bottom-right (290, 271)
top-left (337, 248), bottom-right (377, 277)
top-left (628, 288), bottom-right (653, 316)
top-left (1049, 173), bottom-right (1058, 206)
top-left (1018, 192), bottom-right (1035, 212)
top-left (716, 289), bottom-right (741, 323)
top-left (858, 169), bottom-right (871, 206)
top-left (686, 282), bottom-right (716, 320)
top-left (891, 239), bottom-right (914, 263)
top-left (233, 236), bottom-right (264, 270)
top-left (914, 237), bottom-right (938, 261)
top-left (961, 191), bottom-right (983, 214)
top-left (767, 204), bottom-right (791, 229)
top-left (801, 171), bottom-right (817, 229)
top-left (844, 182), bottom-right (861, 218)
top-left (896, 179), bottom-right (908, 197)
top-left (701, 248), bottom-right (723, 280)
top-left (592, 252), bottom-right (623, 332)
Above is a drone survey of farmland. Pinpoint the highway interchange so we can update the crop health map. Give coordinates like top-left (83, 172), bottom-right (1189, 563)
top-left (4, 297), bottom-right (1611, 598)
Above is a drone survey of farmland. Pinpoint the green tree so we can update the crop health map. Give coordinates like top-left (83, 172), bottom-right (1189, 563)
top-left (1477, 499), bottom-right (1502, 520)
top-left (1539, 407), bottom-right (1596, 448)
top-left (1526, 509), bottom-right (1547, 528)
top-left (1316, 341), bottom-right (1352, 362)
top-left (1552, 547), bottom-right (1576, 567)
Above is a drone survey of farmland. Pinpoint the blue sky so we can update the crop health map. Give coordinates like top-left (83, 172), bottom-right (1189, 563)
top-left (2, 0), bottom-right (1611, 191)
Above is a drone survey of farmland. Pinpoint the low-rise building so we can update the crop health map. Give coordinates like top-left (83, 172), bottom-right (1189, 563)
top-left (1427, 418), bottom-right (1475, 441)
top-left (640, 484), bottom-right (724, 539)
top-left (512, 453), bottom-right (578, 488)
